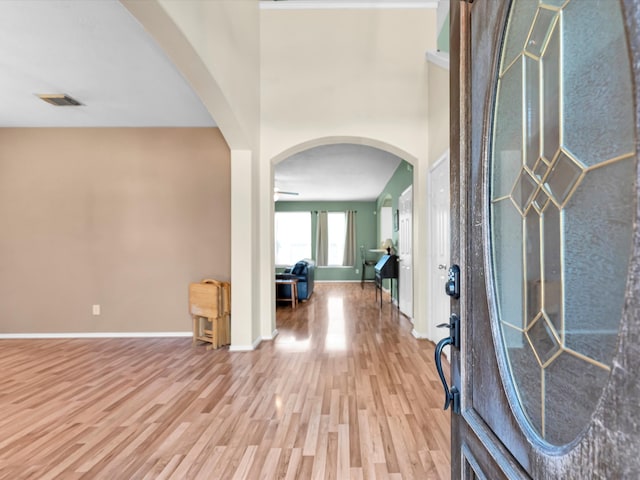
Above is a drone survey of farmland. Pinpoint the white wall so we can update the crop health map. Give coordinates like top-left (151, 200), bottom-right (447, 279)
top-left (124, 0), bottom-right (263, 349)
top-left (260, 8), bottom-right (435, 162)
top-left (427, 61), bottom-right (450, 166)
top-left (127, 1), bottom-right (442, 347)
top-left (260, 7), bottom-right (437, 339)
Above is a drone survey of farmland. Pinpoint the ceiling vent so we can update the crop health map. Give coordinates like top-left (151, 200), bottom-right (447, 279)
top-left (37, 94), bottom-right (83, 106)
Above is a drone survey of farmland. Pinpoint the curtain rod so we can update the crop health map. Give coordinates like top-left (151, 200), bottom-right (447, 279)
top-left (312, 210), bottom-right (357, 213)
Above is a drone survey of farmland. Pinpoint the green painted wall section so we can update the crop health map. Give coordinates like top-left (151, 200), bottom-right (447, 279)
top-left (437, 12), bottom-right (450, 54)
top-left (275, 200), bottom-right (377, 282)
top-left (274, 161), bottom-right (413, 286)
top-left (376, 160), bottom-right (413, 247)
top-left (375, 160), bottom-right (413, 299)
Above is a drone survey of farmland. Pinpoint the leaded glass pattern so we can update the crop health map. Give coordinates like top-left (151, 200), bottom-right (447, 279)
top-left (490, 0), bottom-right (636, 446)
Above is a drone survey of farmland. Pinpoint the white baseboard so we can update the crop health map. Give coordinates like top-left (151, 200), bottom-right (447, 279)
top-left (263, 329), bottom-right (279, 341)
top-left (426, 50), bottom-right (450, 70)
top-left (315, 280), bottom-right (371, 283)
top-left (411, 329), bottom-right (430, 340)
top-left (0, 332), bottom-right (192, 339)
top-left (229, 336), bottom-right (262, 352)
top-left (261, 1), bottom-right (438, 10)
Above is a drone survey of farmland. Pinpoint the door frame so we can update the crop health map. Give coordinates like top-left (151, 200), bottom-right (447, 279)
top-left (398, 185), bottom-right (413, 318)
top-left (450, 0), bottom-right (640, 478)
top-left (427, 150), bottom-right (450, 343)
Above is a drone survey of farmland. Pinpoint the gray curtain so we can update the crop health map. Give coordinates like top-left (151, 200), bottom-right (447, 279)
top-left (342, 211), bottom-right (356, 266)
top-left (315, 211), bottom-right (328, 267)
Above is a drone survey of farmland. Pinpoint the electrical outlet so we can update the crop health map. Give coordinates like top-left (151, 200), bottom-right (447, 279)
top-left (355, 269), bottom-right (359, 274)
top-left (92, 304), bottom-right (101, 316)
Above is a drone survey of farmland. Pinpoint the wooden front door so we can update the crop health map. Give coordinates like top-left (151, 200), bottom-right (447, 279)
top-left (444, 1), bottom-right (640, 478)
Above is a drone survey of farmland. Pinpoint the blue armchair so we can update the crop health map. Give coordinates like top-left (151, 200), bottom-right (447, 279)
top-left (276, 259), bottom-right (315, 301)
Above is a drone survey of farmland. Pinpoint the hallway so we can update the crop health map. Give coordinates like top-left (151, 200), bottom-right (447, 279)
top-left (274, 282), bottom-right (451, 479)
top-left (0, 283), bottom-right (450, 479)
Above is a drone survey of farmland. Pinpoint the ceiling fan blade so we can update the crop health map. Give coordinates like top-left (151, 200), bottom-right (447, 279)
top-left (274, 187), bottom-right (299, 196)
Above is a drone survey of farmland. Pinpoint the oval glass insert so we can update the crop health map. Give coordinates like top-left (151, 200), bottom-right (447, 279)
top-left (490, 0), bottom-right (636, 446)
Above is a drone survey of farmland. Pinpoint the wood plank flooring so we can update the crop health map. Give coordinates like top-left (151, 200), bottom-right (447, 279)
top-left (0, 283), bottom-right (450, 479)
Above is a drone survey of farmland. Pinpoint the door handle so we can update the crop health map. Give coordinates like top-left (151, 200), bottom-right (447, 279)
top-left (434, 315), bottom-right (460, 413)
top-left (438, 264), bottom-right (447, 270)
top-left (445, 265), bottom-right (460, 298)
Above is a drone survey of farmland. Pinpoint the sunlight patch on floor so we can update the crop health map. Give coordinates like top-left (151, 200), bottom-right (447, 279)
top-left (325, 296), bottom-right (346, 351)
top-left (275, 334), bottom-right (311, 352)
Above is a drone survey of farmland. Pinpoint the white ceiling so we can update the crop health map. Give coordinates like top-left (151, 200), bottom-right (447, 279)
top-left (274, 144), bottom-right (403, 202)
top-left (1, 0), bottom-right (408, 202)
top-left (0, 0), bottom-right (215, 127)
top-left (260, 0), bottom-right (438, 9)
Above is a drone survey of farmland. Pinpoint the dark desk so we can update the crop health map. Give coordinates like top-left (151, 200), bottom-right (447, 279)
top-left (374, 254), bottom-right (398, 308)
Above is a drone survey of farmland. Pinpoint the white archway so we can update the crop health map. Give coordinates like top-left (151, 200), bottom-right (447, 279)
top-left (260, 136), bottom-right (429, 344)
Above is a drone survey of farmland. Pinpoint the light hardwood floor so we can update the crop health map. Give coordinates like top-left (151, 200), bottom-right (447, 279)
top-left (0, 283), bottom-right (450, 479)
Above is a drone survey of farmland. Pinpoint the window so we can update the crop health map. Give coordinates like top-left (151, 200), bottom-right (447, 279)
top-left (380, 205), bottom-right (393, 244)
top-left (274, 212), bottom-right (311, 266)
top-left (327, 212), bottom-right (346, 266)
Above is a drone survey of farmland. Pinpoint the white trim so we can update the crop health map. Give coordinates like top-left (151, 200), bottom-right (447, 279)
top-left (260, 1), bottom-right (437, 10)
top-left (411, 328), bottom-right (430, 340)
top-left (315, 280), bottom-right (367, 283)
top-left (431, 148), bottom-right (450, 172)
top-left (426, 50), bottom-right (450, 71)
top-left (436, 0), bottom-right (450, 32)
top-left (263, 329), bottom-right (279, 341)
top-left (316, 266), bottom-right (354, 269)
top-left (0, 332), bottom-right (192, 339)
top-left (229, 336), bottom-right (263, 352)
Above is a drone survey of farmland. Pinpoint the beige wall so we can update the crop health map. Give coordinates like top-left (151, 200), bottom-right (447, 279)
top-left (260, 8), bottom-right (435, 161)
top-left (123, 0), bottom-right (263, 348)
top-left (0, 128), bottom-right (230, 334)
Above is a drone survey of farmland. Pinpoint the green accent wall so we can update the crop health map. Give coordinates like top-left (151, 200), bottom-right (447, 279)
top-left (437, 12), bottom-right (450, 54)
top-left (275, 200), bottom-right (377, 281)
top-left (375, 160), bottom-right (413, 298)
top-left (376, 160), bottom-right (413, 246)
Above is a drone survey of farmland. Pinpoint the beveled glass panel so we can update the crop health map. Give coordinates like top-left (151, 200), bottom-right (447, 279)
top-left (504, 323), bottom-right (543, 435)
top-left (492, 199), bottom-right (524, 330)
top-left (501, 1), bottom-right (540, 75)
top-left (532, 188), bottom-right (549, 213)
top-left (511, 169), bottom-right (537, 214)
top-left (526, 8), bottom-right (557, 58)
top-left (545, 152), bottom-right (583, 206)
top-left (542, 22), bottom-right (560, 163)
top-left (490, 0), bottom-right (636, 448)
top-left (563, 157), bottom-right (635, 365)
top-left (525, 208), bottom-right (541, 323)
top-left (493, 57), bottom-right (524, 200)
top-left (527, 315), bottom-right (560, 366)
top-left (544, 352), bottom-right (610, 445)
top-left (542, 203), bottom-right (562, 334)
top-left (533, 158), bottom-right (550, 181)
top-left (562, 1), bottom-right (635, 167)
top-left (524, 56), bottom-right (541, 169)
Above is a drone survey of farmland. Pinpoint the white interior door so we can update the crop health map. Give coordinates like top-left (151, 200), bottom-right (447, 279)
top-left (428, 151), bottom-right (450, 342)
top-left (398, 186), bottom-right (412, 317)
